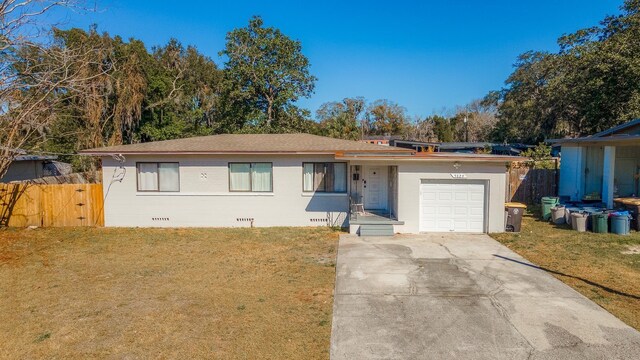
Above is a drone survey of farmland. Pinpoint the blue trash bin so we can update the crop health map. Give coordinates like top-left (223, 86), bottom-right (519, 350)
top-left (610, 212), bottom-right (631, 235)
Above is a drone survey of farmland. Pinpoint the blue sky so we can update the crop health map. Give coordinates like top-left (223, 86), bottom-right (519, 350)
top-left (61, 0), bottom-right (622, 118)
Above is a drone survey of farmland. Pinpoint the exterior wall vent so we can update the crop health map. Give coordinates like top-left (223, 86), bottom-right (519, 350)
top-left (152, 217), bottom-right (170, 221)
top-left (310, 218), bottom-right (328, 223)
top-left (236, 218), bottom-right (255, 222)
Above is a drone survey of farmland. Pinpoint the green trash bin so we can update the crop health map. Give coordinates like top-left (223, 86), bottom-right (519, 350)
top-left (590, 213), bottom-right (608, 233)
top-left (541, 197), bottom-right (559, 221)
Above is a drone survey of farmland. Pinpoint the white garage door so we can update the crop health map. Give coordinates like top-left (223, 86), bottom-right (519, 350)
top-left (419, 180), bottom-right (486, 233)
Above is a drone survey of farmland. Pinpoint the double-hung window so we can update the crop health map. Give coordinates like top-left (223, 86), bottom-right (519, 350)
top-left (229, 162), bottom-right (273, 192)
top-left (303, 162), bottom-right (347, 193)
top-left (137, 162), bottom-right (180, 192)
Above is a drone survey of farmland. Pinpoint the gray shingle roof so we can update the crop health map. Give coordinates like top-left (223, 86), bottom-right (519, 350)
top-left (80, 133), bottom-right (413, 155)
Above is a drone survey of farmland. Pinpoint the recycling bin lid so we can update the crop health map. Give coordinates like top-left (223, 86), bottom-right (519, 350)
top-left (505, 202), bottom-right (527, 208)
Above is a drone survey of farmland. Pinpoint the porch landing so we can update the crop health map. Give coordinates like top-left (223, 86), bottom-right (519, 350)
top-left (349, 211), bottom-right (404, 236)
top-left (350, 211), bottom-right (404, 225)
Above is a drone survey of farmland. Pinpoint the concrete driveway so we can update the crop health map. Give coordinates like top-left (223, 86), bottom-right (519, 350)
top-left (330, 234), bottom-right (640, 359)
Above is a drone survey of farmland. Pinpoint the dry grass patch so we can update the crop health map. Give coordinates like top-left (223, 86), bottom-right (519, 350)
top-left (0, 227), bottom-right (339, 359)
top-left (492, 213), bottom-right (640, 331)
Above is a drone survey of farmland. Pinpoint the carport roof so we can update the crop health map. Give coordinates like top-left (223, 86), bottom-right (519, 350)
top-left (547, 134), bottom-right (640, 146)
top-left (547, 118), bottom-right (640, 145)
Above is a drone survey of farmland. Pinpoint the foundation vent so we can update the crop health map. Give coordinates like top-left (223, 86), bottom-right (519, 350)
top-left (310, 218), bottom-right (328, 223)
top-left (236, 218), bottom-right (255, 222)
top-left (152, 217), bottom-right (170, 221)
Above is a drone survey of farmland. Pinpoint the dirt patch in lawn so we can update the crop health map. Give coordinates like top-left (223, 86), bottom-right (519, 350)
top-left (492, 214), bottom-right (640, 331)
top-left (622, 245), bottom-right (640, 255)
top-left (0, 227), bottom-right (339, 359)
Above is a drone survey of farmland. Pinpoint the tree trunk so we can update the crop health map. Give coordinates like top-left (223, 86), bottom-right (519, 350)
top-left (266, 101), bottom-right (273, 127)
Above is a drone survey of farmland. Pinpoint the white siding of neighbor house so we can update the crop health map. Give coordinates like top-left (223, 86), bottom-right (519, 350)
top-left (559, 145), bottom-right (584, 201)
top-left (101, 154), bottom-right (349, 227)
top-left (560, 145), bottom-right (640, 201)
top-left (0, 160), bottom-right (44, 183)
top-left (394, 161), bottom-right (508, 233)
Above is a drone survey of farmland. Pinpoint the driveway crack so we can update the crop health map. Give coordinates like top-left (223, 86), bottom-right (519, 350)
top-left (434, 240), bottom-right (458, 258)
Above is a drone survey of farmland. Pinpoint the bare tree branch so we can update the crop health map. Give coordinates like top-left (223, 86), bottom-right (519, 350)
top-left (0, 0), bottom-right (95, 179)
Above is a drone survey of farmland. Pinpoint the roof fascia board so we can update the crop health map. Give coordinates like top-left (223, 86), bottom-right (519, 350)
top-left (590, 118), bottom-right (640, 138)
top-left (335, 155), bottom-right (527, 162)
top-left (547, 136), bottom-right (640, 145)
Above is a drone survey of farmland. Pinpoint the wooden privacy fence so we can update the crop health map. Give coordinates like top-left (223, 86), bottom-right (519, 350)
top-left (507, 161), bottom-right (558, 205)
top-left (0, 183), bottom-right (104, 227)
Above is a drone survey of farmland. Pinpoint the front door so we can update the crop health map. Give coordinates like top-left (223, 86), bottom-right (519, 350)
top-left (364, 166), bottom-right (387, 210)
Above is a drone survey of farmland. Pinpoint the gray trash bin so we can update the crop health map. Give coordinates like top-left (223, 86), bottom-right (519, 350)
top-left (571, 212), bottom-right (588, 232)
top-left (550, 206), bottom-right (566, 225)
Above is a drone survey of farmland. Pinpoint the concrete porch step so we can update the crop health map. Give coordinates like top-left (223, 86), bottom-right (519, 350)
top-left (358, 224), bottom-right (394, 236)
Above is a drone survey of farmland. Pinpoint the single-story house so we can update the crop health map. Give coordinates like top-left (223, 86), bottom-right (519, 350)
top-left (0, 148), bottom-right (59, 183)
top-left (80, 134), bottom-right (522, 234)
top-left (550, 119), bottom-right (640, 208)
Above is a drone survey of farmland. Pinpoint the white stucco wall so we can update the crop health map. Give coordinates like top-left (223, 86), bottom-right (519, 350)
top-left (102, 154), bottom-right (509, 233)
top-left (101, 154), bottom-right (349, 227)
top-left (394, 161), bottom-right (508, 233)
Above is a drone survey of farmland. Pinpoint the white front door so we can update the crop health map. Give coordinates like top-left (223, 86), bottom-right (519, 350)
top-left (419, 180), bottom-right (486, 233)
top-left (364, 166), bottom-right (388, 210)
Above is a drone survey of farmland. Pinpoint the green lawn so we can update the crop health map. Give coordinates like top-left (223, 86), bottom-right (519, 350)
top-left (0, 227), bottom-right (339, 360)
top-left (492, 211), bottom-right (640, 331)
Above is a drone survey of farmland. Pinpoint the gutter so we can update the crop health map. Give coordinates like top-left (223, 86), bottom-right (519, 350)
top-left (335, 154), bottom-right (529, 162)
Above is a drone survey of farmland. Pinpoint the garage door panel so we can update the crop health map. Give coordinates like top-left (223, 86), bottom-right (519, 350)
top-left (420, 181), bottom-right (486, 233)
top-left (454, 192), bottom-right (469, 201)
top-left (453, 206), bottom-right (469, 216)
top-left (421, 191), bottom-right (436, 201)
top-left (453, 220), bottom-right (471, 230)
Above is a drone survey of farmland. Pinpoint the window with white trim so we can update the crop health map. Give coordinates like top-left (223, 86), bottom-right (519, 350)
top-left (136, 162), bottom-right (180, 192)
top-left (303, 162), bottom-right (347, 193)
top-left (229, 163), bottom-right (273, 192)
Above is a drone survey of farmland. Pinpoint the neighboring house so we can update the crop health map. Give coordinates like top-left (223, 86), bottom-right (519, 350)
top-left (80, 133), bottom-right (522, 234)
top-left (360, 135), bottom-right (403, 146)
top-left (0, 149), bottom-right (59, 183)
top-left (389, 140), bottom-right (533, 156)
top-left (550, 119), bottom-right (640, 208)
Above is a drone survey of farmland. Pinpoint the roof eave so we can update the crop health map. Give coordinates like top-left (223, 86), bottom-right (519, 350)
top-left (79, 149), bottom-right (413, 156)
top-left (547, 136), bottom-right (640, 145)
top-left (589, 118), bottom-right (640, 138)
top-left (335, 154), bottom-right (528, 162)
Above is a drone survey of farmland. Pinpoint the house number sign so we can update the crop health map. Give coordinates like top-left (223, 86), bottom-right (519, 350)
top-left (450, 173), bottom-right (467, 179)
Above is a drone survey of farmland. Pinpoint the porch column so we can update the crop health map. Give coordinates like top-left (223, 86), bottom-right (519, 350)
top-left (602, 146), bottom-right (616, 208)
